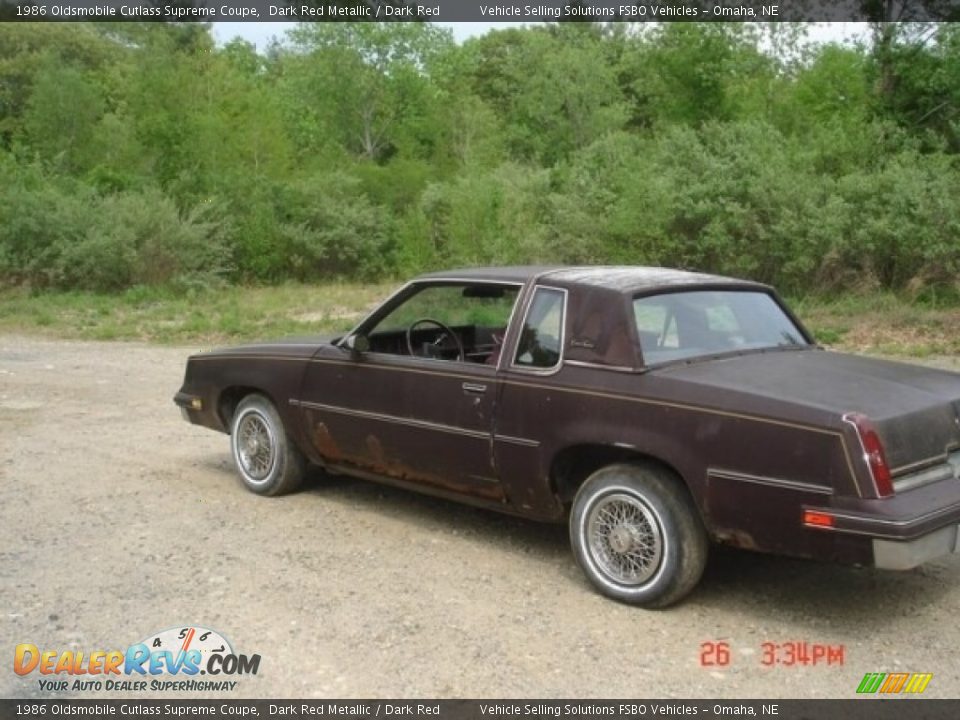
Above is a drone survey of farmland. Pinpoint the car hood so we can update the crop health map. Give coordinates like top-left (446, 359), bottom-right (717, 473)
top-left (193, 336), bottom-right (337, 360)
top-left (655, 349), bottom-right (960, 471)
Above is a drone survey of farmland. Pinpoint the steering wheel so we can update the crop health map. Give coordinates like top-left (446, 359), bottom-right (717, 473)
top-left (406, 318), bottom-right (465, 362)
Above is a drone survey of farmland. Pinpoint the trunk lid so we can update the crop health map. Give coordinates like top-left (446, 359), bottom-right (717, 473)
top-left (655, 349), bottom-right (960, 473)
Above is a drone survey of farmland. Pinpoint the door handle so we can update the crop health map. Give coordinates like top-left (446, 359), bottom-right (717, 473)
top-left (462, 382), bottom-right (487, 395)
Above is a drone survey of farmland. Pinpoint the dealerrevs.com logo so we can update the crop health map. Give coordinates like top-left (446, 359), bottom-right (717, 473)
top-left (13, 625), bottom-right (260, 692)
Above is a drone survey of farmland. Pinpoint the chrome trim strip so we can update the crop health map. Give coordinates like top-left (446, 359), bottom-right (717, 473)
top-left (413, 277), bottom-right (526, 286)
top-left (892, 456), bottom-right (948, 476)
top-left (495, 279), bottom-right (529, 374)
top-left (709, 469), bottom-right (834, 495)
top-left (494, 434), bottom-right (540, 448)
top-left (809, 525), bottom-right (905, 540)
top-left (363, 350), bottom-right (493, 369)
top-left (810, 522), bottom-right (959, 541)
top-left (823, 501), bottom-right (960, 528)
top-left (502, 377), bottom-right (842, 435)
top-left (508, 285), bottom-right (569, 377)
top-left (190, 355), bottom-right (309, 362)
top-left (296, 399), bottom-right (491, 441)
top-left (294, 398), bottom-right (541, 448)
top-left (564, 359), bottom-right (637, 374)
top-left (467, 474), bottom-right (501, 485)
top-left (841, 413), bottom-right (874, 498)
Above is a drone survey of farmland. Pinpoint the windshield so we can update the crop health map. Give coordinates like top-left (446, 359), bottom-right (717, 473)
top-left (633, 290), bottom-right (809, 366)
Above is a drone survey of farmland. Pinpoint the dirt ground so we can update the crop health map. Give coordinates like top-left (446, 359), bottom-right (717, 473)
top-left (2, 335), bottom-right (960, 700)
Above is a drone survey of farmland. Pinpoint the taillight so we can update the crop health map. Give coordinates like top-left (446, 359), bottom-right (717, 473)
top-left (843, 412), bottom-right (894, 498)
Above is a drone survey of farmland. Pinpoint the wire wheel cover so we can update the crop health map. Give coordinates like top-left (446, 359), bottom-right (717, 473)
top-left (237, 412), bottom-right (275, 481)
top-left (586, 492), bottom-right (664, 585)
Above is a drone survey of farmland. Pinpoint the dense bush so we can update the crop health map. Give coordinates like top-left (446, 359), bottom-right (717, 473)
top-left (0, 160), bottom-right (231, 291)
top-left (412, 163), bottom-right (551, 269)
top-left (0, 157), bottom-right (93, 286)
top-left (545, 123), bottom-right (836, 290)
top-left (55, 190), bottom-right (232, 291)
top-left (275, 173), bottom-right (394, 281)
top-left (833, 151), bottom-right (960, 292)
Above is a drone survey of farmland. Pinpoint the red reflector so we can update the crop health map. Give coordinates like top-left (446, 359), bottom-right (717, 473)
top-left (803, 510), bottom-right (835, 528)
top-left (843, 412), bottom-right (894, 498)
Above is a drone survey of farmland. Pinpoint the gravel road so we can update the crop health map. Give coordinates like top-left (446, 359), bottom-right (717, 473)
top-left (2, 335), bottom-right (960, 699)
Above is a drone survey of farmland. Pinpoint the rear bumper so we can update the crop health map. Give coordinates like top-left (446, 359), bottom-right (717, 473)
top-left (873, 523), bottom-right (960, 570)
top-left (803, 476), bottom-right (960, 568)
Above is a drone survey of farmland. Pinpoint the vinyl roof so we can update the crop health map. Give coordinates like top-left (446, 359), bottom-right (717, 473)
top-left (417, 265), bottom-right (757, 292)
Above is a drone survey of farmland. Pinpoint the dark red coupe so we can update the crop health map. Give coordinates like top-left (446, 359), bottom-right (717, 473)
top-left (176, 267), bottom-right (960, 607)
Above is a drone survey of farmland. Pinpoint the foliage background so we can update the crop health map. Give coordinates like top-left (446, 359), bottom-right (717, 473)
top-left (1, 21), bottom-right (959, 298)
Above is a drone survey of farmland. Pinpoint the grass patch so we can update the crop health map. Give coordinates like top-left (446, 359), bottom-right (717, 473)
top-left (790, 292), bottom-right (960, 357)
top-left (0, 282), bottom-right (397, 345)
top-left (2, 285), bottom-right (959, 357)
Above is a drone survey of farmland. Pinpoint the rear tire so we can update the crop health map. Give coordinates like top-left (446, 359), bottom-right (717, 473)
top-left (569, 463), bottom-right (708, 608)
top-left (229, 393), bottom-right (305, 496)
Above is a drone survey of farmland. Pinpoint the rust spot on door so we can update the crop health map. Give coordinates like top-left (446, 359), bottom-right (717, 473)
top-left (365, 434), bottom-right (387, 472)
top-left (313, 422), bottom-right (342, 461)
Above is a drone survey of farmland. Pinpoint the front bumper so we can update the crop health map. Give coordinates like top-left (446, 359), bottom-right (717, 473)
top-left (173, 391), bottom-right (203, 421)
top-left (873, 523), bottom-right (960, 570)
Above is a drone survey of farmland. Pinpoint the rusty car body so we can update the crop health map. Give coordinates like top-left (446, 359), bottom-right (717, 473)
top-left (175, 266), bottom-right (960, 606)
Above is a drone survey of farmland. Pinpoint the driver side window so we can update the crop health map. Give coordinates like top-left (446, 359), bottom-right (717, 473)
top-left (364, 283), bottom-right (519, 363)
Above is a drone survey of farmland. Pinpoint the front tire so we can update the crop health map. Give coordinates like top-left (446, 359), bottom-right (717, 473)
top-left (570, 463), bottom-right (708, 608)
top-left (230, 394), bottom-right (305, 496)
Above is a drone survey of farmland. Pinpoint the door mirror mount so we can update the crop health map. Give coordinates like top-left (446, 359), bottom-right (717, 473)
top-left (344, 333), bottom-right (370, 355)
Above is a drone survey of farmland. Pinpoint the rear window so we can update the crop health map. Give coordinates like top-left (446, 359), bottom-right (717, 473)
top-left (632, 290), bottom-right (808, 365)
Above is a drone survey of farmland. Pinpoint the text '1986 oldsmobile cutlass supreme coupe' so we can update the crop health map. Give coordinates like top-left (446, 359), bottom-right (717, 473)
top-left (175, 266), bottom-right (960, 607)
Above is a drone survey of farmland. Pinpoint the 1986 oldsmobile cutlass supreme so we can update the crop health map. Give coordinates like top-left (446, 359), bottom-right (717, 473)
top-left (175, 266), bottom-right (960, 607)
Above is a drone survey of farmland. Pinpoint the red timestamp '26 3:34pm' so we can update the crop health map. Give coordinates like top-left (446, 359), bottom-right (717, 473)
top-left (700, 641), bottom-right (846, 667)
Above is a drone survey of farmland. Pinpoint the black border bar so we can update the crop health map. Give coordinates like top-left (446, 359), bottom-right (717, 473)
top-left (1, 0), bottom-right (959, 23)
top-left (4, 700), bottom-right (960, 719)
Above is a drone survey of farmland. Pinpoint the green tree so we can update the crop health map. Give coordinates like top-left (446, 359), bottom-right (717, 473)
top-left (282, 22), bottom-right (454, 161)
top-left (463, 27), bottom-right (627, 164)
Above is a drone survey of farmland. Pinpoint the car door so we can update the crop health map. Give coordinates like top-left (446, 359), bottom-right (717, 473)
top-left (492, 285), bottom-right (570, 516)
top-left (296, 281), bottom-right (520, 503)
